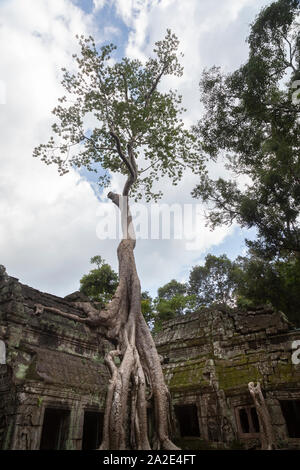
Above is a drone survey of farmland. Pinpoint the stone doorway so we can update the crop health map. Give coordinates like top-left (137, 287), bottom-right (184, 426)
top-left (280, 400), bottom-right (300, 438)
top-left (81, 411), bottom-right (103, 449)
top-left (40, 408), bottom-right (70, 450)
top-left (174, 404), bottom-right (200, 437)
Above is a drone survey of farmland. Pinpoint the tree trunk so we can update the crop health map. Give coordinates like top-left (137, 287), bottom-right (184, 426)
top-left (248, 382), bottom-right (276, 450)
top-left (95, 194), bottom-right (178, 450)
top-left (34, 177), bottom-right (178, 449)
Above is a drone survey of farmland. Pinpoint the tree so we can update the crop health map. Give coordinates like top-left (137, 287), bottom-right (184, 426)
top-left (154, 295), bottom-right (194, 331)
top-left (79, 255), bottom-right (118, 307)
top-left (192, 0), bottom-right (300, 258)
top-left (157, 279), bottom-right (187, 300)
top-left (188, 254), bottom-right (238, 308)
top-left (141, 291), bottom-right (155, 327)
top-left (235, 250), bottom-right (300, 326)
top-left (33, 30), bottom-right (202, 450)
top-left (152, 279), bottom-right (196, 332)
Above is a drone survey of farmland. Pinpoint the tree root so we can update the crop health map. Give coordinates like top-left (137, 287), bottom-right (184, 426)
top-left (248, 381), bottom-right (276, 450)
top-left (34, 196), bottom-right (178, 450)
top-left (98, 236), bottom-right (178, 450)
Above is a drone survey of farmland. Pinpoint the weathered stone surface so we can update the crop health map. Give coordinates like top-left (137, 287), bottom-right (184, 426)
top-left (155, 307), bottom-right (300, 449)
top-left (1, 264), bottom-right (300, 450)
top-left (0, 266), bottom-right (111, 450)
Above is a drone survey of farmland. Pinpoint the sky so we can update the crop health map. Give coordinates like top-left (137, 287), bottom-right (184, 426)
top-left (0, 0), bottom-right (271, 298)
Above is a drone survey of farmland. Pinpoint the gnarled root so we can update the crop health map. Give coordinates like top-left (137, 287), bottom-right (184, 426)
top-left (248, 382), bottom-right (276, 450)
top-left (34, 193), bottom-right (179, 449)
top-left (99, 237), bottom-right (178, 450)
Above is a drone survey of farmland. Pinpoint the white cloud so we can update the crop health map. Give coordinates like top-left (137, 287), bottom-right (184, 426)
top-left (103, 0), bottom-right (270, 293)
top-left (104, 25), bottom-right (121, 36)
top-left (0, 0), bottom-right (271, 299)
top-left (93, 0), bottom-right (107, 11)
top-left (0, 0), bottom-right (111, 296)
top-left (113, 0), bottom-right (270, 123)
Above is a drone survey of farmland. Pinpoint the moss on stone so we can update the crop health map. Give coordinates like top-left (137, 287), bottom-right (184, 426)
top-left (215, 360), bottom-right (262, 390)
top-left (166, 352), bottom-right (268, 392)
top-left (168, 361), bottom-right (207, 390)
top-left (15, 363), bottom-right (29, 380)
top-left (37, 396), bottom-right (44, 407)
top-left (268, 361), bottom-right (300, 385)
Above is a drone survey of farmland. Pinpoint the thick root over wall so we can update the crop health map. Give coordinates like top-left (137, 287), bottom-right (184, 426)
top-left (98, 237), bottom-right (178, 450)
top-left (35, 194), bottom-right (178, 450)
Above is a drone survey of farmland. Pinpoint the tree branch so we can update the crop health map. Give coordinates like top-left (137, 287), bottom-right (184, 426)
top-left (139, 158), bottom-right (160, 174)
top-left (144, 63), bottom-right (168, 109)
top-left (110, 130), bottom-right (135, 179)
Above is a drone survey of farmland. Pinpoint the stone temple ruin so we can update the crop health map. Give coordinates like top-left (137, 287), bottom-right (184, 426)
top-left (1, 265), bottom-right (300, 450)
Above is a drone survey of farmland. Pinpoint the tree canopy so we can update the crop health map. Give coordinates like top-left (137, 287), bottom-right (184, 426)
top-left (79, 255), bottom-right (118, 307)
top-left (157, 279), bottom-right (187, 300)
top-left (188, 254), bottom-right (238, 308)
top-left (34, 29), bottom-right (202, 202)
top-left (235, 250), bottom-right (300, 326)
top-left (152, 251), bottom-right (300, 328)
top-left (192, 0), bottom-right (300, 258)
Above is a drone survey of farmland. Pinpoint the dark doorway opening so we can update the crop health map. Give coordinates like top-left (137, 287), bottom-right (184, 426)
top-left (40, 408), bottom-right (70, 450)
top-left (174, 404), bottom-right (200, 437)
top-left (239, 408), bottom-right (250, 433)
top-left (82, 411), bottom-right (104, 449)
top-left (280, 400), bottom-right (300, 438)
top-left (238, 406), bottom-right (260, 434)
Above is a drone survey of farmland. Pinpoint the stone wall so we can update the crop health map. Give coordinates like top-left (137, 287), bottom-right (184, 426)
top-left (0, 266), bottom-right (112, 450)
top-left (154, 306), bottom-right (300, 449)
top-left (1, 263), bottom-right (300, 450)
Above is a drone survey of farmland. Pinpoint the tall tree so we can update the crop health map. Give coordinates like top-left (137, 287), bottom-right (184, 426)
top-left (33, 31), bottom-right (202, 450)
top-left (235, 250), bottom-right (300, 326)
top-left (157, 279), bottom-right (187, 300)
top-left (153, 279), bottom-right (196, 332)
top-left (188, 254), bottom-right (238, 308)
top-left (192, 0), bottom-right (300, 258)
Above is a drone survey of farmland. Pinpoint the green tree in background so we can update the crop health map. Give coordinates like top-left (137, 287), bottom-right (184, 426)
top-left (192, 0), bottom-right (300, 258)
top-left (235, 251), bottom-right (300, 326)
top-left (157, 279), bottom-right (187, 300)
top-left (188, 254), bottom-right (238, 308)
top-left (152, 279), bottom-right (196, 332)
top-left (79, 255), bottom-right (118, 307)
top-left (153, 251), bottom-right (300, 327)
top-left (141, 291), bottom-right (155, 326)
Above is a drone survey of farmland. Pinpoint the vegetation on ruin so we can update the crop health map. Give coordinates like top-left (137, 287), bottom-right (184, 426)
top-left (32, 0), bottom-right (300, 450)
top-left (34, 29), bottom-right (203, 450)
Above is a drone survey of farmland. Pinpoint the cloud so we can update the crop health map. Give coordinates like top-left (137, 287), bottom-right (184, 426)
top-left (0, 0), bottom-right (111, 296)
top-left (93, 0), bottom-right (107, 11)
top-left (102, 0), bottom-right (270, 293)
top-left (104, 25), bottom-right (121, 36)
top-left (0, 0), bottom-right (271, 299)
top-left (112, 0), bottom-right (270, 122)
